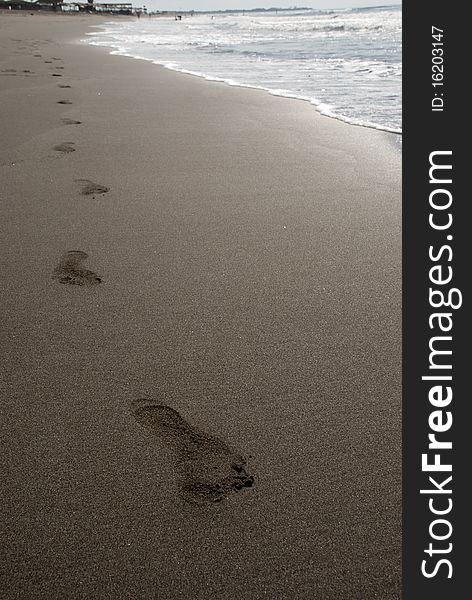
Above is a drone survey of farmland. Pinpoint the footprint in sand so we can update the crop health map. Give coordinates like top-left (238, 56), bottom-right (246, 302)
top-left (131, 400), bottom-right (254, 504)
top-left (44, 60), bottom-right (52, 64)
top-left (55, 66), bottom-right (64, 70)
top-left (62, 118), bottom-right (81, 125)
top-left (53, 251), bottom-right (101, 286)
top-left (57, 99), bottom-right (72, 104)
top-left (54, 142), bottom-right (75, 153)
top-left (58, 84), bottom-right (71, 89)
top-left (75, 179), bottom-right (109, 196)
top-left (51, 74), bottom-right (63, 77)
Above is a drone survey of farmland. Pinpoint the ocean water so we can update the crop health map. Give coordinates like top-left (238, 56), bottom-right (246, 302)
top-left (87, 5), bottom-right (402, 134)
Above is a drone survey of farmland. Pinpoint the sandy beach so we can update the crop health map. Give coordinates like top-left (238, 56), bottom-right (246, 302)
top-left (0, 11), bottom-right (401, 599)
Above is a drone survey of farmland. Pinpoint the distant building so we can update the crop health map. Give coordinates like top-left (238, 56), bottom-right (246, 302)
top-left (0, 0), bottom-right (134, 12)
top-left (69, 2), bottom-right (134, 14)
top-left (0, 1), bottom-right (37, 9)
top-left (0, 0), bottom-right (64, 9)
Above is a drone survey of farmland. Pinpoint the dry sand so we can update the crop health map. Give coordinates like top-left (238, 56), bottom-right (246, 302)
top-left (0, 12), bottom-right (401, 599)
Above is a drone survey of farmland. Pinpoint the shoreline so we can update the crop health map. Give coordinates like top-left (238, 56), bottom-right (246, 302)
top-left (1, 13), bottom-right (401, 600)
top-left (85, 16), bottom-right (402, 137)
top-left (92, 42), bottom-right (404, 136)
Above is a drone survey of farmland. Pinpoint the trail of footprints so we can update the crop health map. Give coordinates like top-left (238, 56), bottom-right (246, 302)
top-left (51, 61), bottom-right (109, 282)
top-left (0, 68), bottom-right (35, 77)
top-left (1, 48), bottom-right (64, 77)
top-left (7, 41), bottom-right (254, 504)
top-left (46, 56), bottom-right (108, 284)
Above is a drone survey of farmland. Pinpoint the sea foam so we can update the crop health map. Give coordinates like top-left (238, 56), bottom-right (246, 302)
top-left (86, 5), bottom-right (402, 134)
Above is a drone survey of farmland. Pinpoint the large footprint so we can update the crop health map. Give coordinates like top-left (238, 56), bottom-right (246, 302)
top-left (131, 400), bottom-right (254, 504)
top-left (52, 251), bottom-right (101, 286)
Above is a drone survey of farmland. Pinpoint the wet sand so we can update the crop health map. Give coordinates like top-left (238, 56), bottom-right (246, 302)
top-left (0, 12), bottom-right (401, 599)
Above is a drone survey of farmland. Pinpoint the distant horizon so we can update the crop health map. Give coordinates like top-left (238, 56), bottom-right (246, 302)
top-left (55, 1), bottom-right (402, 12)
top-left (136, 1), bottom-right (401, 8)
top-left (144, 1), bottom-right (400, 7)
top-left (154, 3), bottom-right (401, 11)
top-left (5, 0), bottom-right (402, 10)
top-left (147, 4), bottom-right (400, 13)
